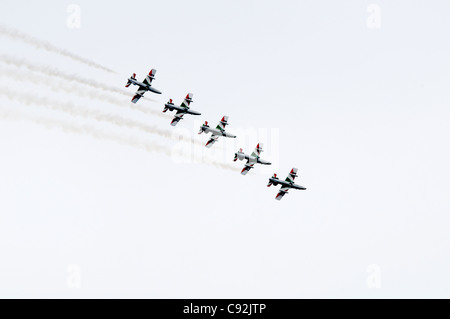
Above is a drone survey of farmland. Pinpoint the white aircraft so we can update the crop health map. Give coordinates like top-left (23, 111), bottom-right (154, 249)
top-left (163, 93), bottom-right (201, 126)
top-left (198, 116), bottom-right (236, 148)
top-left (234, 143), bottom-right (271, 175)
top-left (267, 168), bottom-right (307, 200)
top-left (125, 69), bottom-right (162, 103)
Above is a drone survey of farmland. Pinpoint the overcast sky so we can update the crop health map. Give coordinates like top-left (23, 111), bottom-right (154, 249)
top-left (0, 0), bottom-right (449, 298)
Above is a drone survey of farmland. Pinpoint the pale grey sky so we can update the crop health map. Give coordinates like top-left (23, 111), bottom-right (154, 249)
top-left (0, 1), bottom-right (449, 298)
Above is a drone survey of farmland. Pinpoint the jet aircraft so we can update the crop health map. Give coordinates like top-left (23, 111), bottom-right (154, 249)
top-left (198, 116), bottom-right (236, 148)
top-left (125, 69), bottom-right (162, 103)
top-left (163, 93), bottom-right (201, 126)
top-left (234, 143), bottom-right (271, 175)
top-left (267, 168), bottom-right (306, 200)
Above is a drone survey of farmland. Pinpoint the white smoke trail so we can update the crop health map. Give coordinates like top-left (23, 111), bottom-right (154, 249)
top-left (0, 88), bottom-right (236, 171)
top-left (0, 62), bottom-right (169, 119)
top-left (0, 24), bottom-right (116, 74)
top-left (0, 106), bottom-right (236, 172)
top-left (0, 106), bottom-right (172, 156)
top-left (0, 86), bottom-right (181, 142)
top-left (0, 54), bottom-right (126, 96)
top-left (0, 87), bottom-right (202, 146)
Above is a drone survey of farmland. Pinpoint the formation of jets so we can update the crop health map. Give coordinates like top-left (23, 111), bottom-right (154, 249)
top-left (125, 69), bottom-right (307, 200)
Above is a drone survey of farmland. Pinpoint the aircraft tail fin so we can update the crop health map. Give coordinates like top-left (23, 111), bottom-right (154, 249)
top-left (163, 99), bottom-right (173, 112)
top-left (234, 148), bottom-right (245, 162)
top-left (267, 173), bottom-right (277, 187)
top-left (125, 73), bottom-right (136, 87)
top-left (198, 121), bottom-right (208, 134)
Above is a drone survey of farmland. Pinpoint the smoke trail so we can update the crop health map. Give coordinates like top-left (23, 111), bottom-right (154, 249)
top-left (0, 106), bottom-right (236, 172)
top-left (0, 54), bottom-right (161, 114)
top-left (0, 106), bottom-right (172, 156)
top-left (0, 88), bottom-right (236, 172)
top-left (0, 24), bottom-right (116, 74)
top-left (0, 86), bottom-right (188, 142)
top-left (0, 54), bottom-right (126, 96)
top-left (0, 62), bottom-right (169, 119)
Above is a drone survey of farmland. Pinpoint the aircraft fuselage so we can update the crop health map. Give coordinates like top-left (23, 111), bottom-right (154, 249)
top-left (235, 152), bottom-right (271, 165)
top-left (202, 126), bottom-right (236, 138)
top-left (269, 177), bottom-right (306, 190)
top-left (164, 103), bottom-right (201, 115)
top-left (128, 78), bottom-right (162, 94)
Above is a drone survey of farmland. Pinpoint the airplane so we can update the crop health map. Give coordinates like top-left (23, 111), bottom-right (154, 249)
top-left (267, 168), bottom-right (306, 200)
top-left (163, 93), bottom-right (201, 126)
top-left (198, 116), bottom-right (236, 148)
top-left (234, 143), bottom-right (271, 175)
top-left (125, 69), bottom-right (162, 103)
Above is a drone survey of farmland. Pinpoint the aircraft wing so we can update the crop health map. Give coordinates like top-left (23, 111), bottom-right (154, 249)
top-left (180, 93), bottom-right (193, 108)
top-left (142, 69), bottom-right (156, 86)
top-left (275, 186), bottom-right (290, 201)
top-left (251, 143), bottom-right (263, 157)
top-left (205, 135), bottom-right (218, 148)
top-left (215, 116), bottom-right (229, 132)
top-left (170, 110), bottom-right (185, 127)
top-left (241, 162), bottom-right (254, 175)
top-left (131, 86), bottom-right (148, 103)
top-left (131, 92), bottom-right (145, 103)
top-left (285, 167), bottom-right (298, 183)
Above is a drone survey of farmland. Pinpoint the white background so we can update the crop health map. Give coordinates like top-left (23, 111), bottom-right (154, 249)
top-left (0, 1), bottom-right (449, 298)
